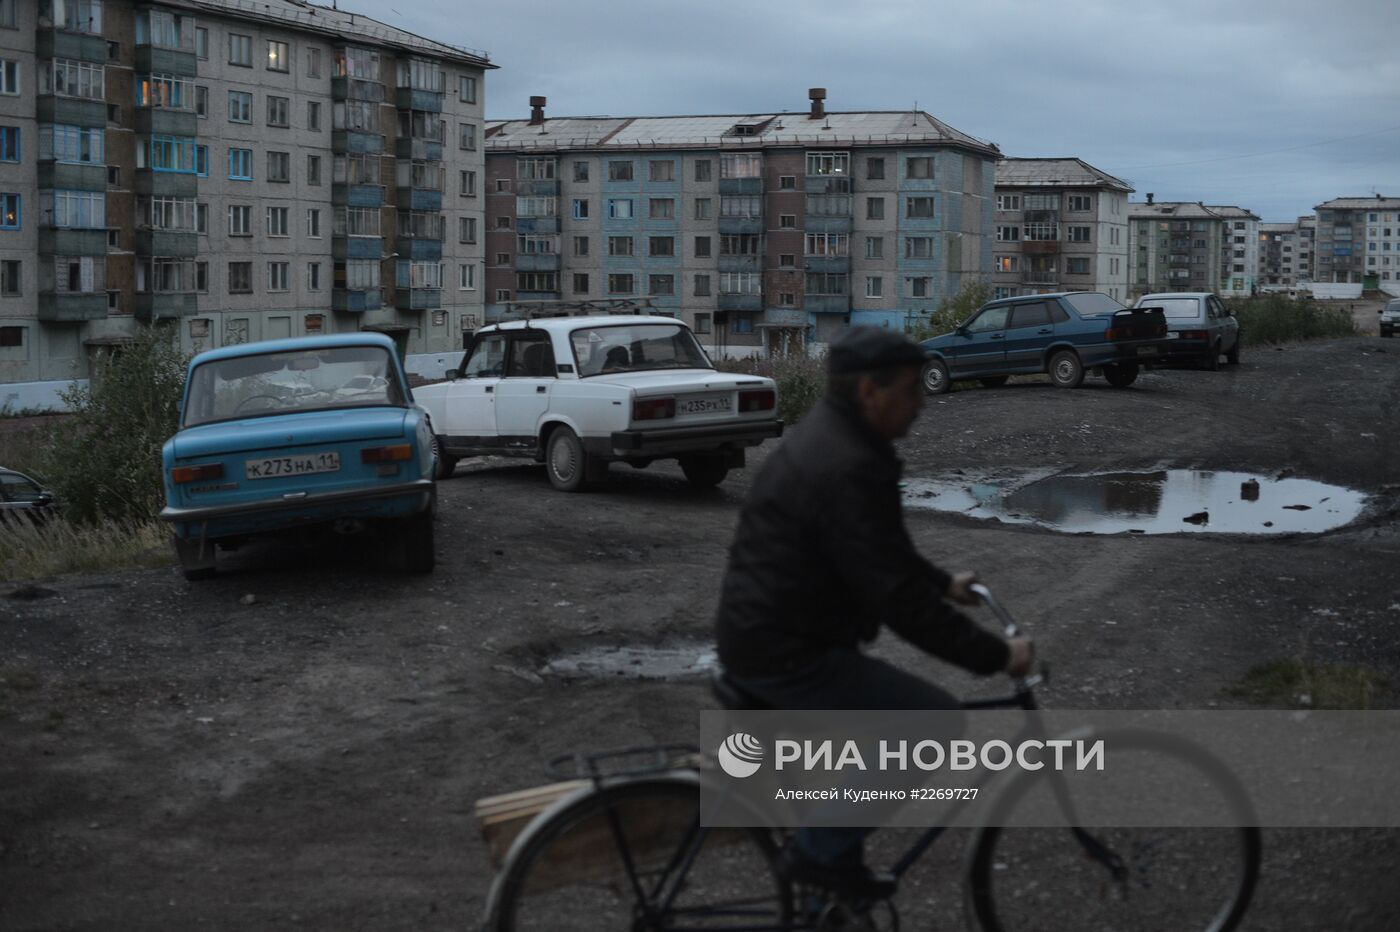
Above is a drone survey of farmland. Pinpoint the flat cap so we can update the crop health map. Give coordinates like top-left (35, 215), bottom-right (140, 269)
top-left (826, 327), bottom-right (928, 375)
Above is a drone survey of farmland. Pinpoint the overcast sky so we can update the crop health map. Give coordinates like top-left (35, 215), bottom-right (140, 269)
top-left (372, 0), bottom-right (1399, 222)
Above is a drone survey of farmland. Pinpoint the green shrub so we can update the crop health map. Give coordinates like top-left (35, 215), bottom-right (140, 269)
top-left (716, 354), bottom-right (827, 425)
top-left (1225, 295), bottom-right (1357, 346)
top-left (907, 280), bottom-right (991, 342)
top-left (33, 324), bottom-right (188, 525)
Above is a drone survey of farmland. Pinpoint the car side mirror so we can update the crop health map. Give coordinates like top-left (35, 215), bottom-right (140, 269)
top-left (37, 491), bottom-right (54, 505)
top-left (446, 369), bottom-right (460, 381)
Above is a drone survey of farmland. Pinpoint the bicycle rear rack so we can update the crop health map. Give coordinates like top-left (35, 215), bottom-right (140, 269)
top-left (548, 744), bottom-right (702, 783)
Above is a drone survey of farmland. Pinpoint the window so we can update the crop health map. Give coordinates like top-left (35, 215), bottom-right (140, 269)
top-left (451, 263), bottom-right (475, 291)
top-left (495, 216), bottom-right (511, 230)
top-left (780, 215), bottom-right (796, 229)
top-left (0, 325), bottom-right (22, 344)
top-left (608, 236), bottom-right (633, 256)
top-left (517, 234), bottom-right (556, 255)
top-left (195, 27), bottom-right (208, 60)
top-left (572, 197), bottom-right (588, 219)
top-left (40, 125), bottom-right (103, 163)
top-left (720, 153), bottom-right (762, 179)
top-left (139, 196), bottom-right (196, 231)
top-left (267, 151), bottom-right (290, 183)
top-left (227, 90), bottom-right (251, 123)
top-left (195, 85), bottom-right (207, 117)
top-left (996, 194), bottom-right (1021, 211)
top-left (996, 225), bottom-right (1020, 242)
top-left (866, 197), bottom-right (884, 220)
top-left (1024, 194), bottom-right (1058, 211)
top-left (459, 217), bottom-right (477, 243)
top-left (106, 228), bottom-right (119, 247)
top-left (805, 273), bottom-right (847, 295)
top-left (1068, 194), bottom-right (1092, 212)
top-left (195, 144), bottom-right (208, 176)
top-left (1066, 257), bottom-right (1090, 274)
top-left (905, 236), bottom-right (935, 258)
top-left (459, 74), bottom-right (477, 103)
top-left (805, 233), bottom-right (848, 257)
top-left (608, 160), bottom-right (634, 181)
top-left (229, 33), bottom-right (252, 67)
top-left (46, 59), bottom-right (104, 99)
top-left (335, 207), bottom-right (380, 237)
top-left (865, 236), bottom-right (884, 259)
top-left (779, 254), bottom-right (795, 268)
top-left (1025, 223), bottom-right (1058, 241)
top-left (649, 198), bottom-right (674, 220)
top-left (694, 274), bottom-right (711, 297)
top-left (516, 196), bottom-right (555, 217)
top-left (572, 235), bottom-right (588, 255)
top-left (306, 208), bottom-right (320, 238)
top-left (267, 40), bottom-right (290, 73)
top-left (267, 206), bottom-right (289, 237)
top-left (267, 95), bottom-right (289, 127)
top-left (694, 198), bottom-right (712, 221)
top-left (806, 152), bottom-right (849, 176)
top-left (567, 161), bottom-right (588, 183)
top-left (649, 274), bottom-right (674, 296)
top-left (649, 236), bottom-right (674, 257)
top-left (608, 273), bottom-right (634, 295)
top-left (336, 100), bottom-right (378, 133)
top-left (306, 47), bottom-right (322, 78)
top-left (906, 196), bottom-right (935, 219)
top-left (906, 276), bottom-right (933, 298)
top-left (227, 204), bottom-right (251, 236)
top-left (307, 155), bottom-right (321, 186)
top-left (459, 170), bottom-right (476, 196)
top-left (649, 160), bottom-right (675, 182)
top-left (0, 59), bottom-right (17, 95)
top-left (196, 203), bottom-right (207, 234)
top-left (866, 276), bottom-right (883, 298)
top-left (720, 272), bottom-right (760, 294)
top-left (1, 260), bottom-right (19, 295)
top-left (228, 261), bottom-right (252, 293)
top-left (779, 175), bottom-right (796, 190)
top-left (268, 261), bottom-right (289, 291)
top-left (1067, 226), bottom-right (1091, 243)
top-left (607, 198), bottom-right (633, 220)
top-left (692, 313), bottom-right (712, 334)
top-left (460, 122), bottom-right (476, 150)
top-left (995, 255), bottom-right (1019, 273)
top-left (867, 158), bottom-right (885, 180)
top-left (694, 236), bottom-right (711, 258)
top-left (49, 190), bottom-right (105, 228)
top-left (136, 74), bottom-right (193, 110)
top-left (733, 315), bottom-right (754, 334)
top-left (906, 156), bottom-right (934, 179)
top-left (305, 262), bottom-right (321, 291)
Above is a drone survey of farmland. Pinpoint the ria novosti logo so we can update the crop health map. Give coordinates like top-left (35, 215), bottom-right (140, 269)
top-left (717, 733), bottom-right (765, 778)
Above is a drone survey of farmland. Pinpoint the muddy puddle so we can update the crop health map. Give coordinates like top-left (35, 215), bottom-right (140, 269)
top-left (541, 643), bottom-right (717, 680)
top-left (903, 470), bottom-right (1367, 535)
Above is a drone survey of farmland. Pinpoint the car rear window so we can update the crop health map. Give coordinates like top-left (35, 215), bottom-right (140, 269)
top-left (1061, 292), bottom-right (1127, 317)
top-left (184, 345), bottom-right (404, 426)
top-left (1146, 299), bottom-right (1206, 320)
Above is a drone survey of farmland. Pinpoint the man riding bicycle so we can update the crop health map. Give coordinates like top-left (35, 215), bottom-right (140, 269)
top-left (714, 327), bottom-right (1034, 900)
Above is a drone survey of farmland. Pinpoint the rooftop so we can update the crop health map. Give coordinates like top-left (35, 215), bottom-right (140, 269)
top-left (1315, 196), bottom-right (1400, 211)
top-left (995, 157), bottom-right (1133, 192)
top-left (1127, 201), bottom-right (1226, 220)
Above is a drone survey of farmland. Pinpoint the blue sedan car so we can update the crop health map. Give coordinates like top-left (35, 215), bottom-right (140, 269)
top-left (918, 292), bottom-right (1170, 393)
top-left (160, 333), bottom-right (436, 580)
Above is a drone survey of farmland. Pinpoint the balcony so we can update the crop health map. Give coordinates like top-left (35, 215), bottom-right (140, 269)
top-left (803, 256), bottom-right (849, 274)
top-left (135, 230), bottom-right (197, 258)
top-left (717, 293), bottom-right (762, 313)
top-left (515, 179), bottom-right (559, 197)
top-left (332, 236), bottom-right (384, 261)
top-left (718, 217), bottom-right (763, 236)
top-left (804, 215), bottom-right (852, 235)
top-left (37, 161), bottom-right (106, 191)
top-left (333, 130), bottom-right (386, 155)
top-left (396, 186), bottom-right (443, 212)
top-left (1022, 272), bottom-right (1059, 285)
top-left (803, 176), bottom-right (850, 196)
top-left (718, 255), bottom-right (761, 274)
top-left (719, 177), bottom-right (763, 196)
top-left (394, 136), bottom-right (443, 162)
top-left (36, 96), bottom-right (106, 127)
top-left (395, 287), bottom-right (442, 311)
top-left (332, 77), bottom-right (385, 103)
top-left (333, 287), bottom-right (383, 313)
top-left (516, 253), bottom-right (560, 272)
top-left (134, 171), bottom-right (197, 198)
top-left (516, 216), bottom-right (560, 235)
top-left (332, 184), bottom-right (386, 208)
top-left (762, 308), bottom-right (808, 327)
top-left (134, 292), bottom-right (198, 320)
top-left (38, 228), bottom-right (107, 256)
top-left (38, 292), bottom-right (107, 322)
top-left (1025, 209), bottom-right (1059, 224)
top-left (1022, 241), bottom-right (1060, 255)
top-left (804, 295), bottom-right (850, 314)
top-left (36, 30), bottom-right (108, 64)
top-left (395, 87), bottom-right (444, 112)
top-left (134, 108), bottom-right (197, 137)
top-left (403, 238), bottom-right (442, 262)
top-left (134, 40), bottom-right (196, 77)
top-left (516, 290), bottom-right (561, 303)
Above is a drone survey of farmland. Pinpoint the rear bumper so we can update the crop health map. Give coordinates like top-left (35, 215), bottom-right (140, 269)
top-left (598, 419), bottom-right (784, 459)
top-left (162, 478), bottom-right (434, 539)
top-left (1088, 339), bottom-right (1172, 367)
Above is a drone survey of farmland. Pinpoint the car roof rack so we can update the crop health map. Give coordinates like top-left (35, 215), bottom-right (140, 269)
top-left (497, 298), bottom-right (663, 321)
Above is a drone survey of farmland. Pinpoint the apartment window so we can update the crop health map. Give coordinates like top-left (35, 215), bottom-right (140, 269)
top-left (460, 122), bottom-right (476, 150)
top-left (906, 276), bottom-right (933, 298)
top-left (227, 90), bottom-right (251, 123)
top-left (0, 59), bottom-right (17, 96)
top-left (494, 252), bottom-right (509, 265)
top-left (649, 236), bottom-right (674, 257)
top-left (1066, 226), bottom-right (1092, 243)
top-left (649, 198), bottom-right (674, 220)
top-left (1025, 223), bottom-right (1058, 241)
top-left (906, 196), bottom-right (935, 219)
top-left (694, 274), bottom-right (711, 297)
top-left (267, 40), bottom-right (290, 73)
top-left (572, 197), bottom-right (588, 219)
top-left (135, 74), bottom-right (194, 111)
top-left (608, 273), bottom-right (634, 294)
top-left (806, 152), bottom-right (849, 176)
top-left (905, 236), bottom-right (935, 258)
top-left (572, 235), bottom-right (588, 255)
top-left (571, 272), bottom-right (587, 293)
top-left (268, 261), bottom-right (289, 291)
top-left (457, 169), bottom-right (476, 197)
top-left (459, 217), bottom-right (477, 243)
top-left (195, 85), bottom-right (207, 118)
top-left (106, 228), bottom-right (119, 247)
top-left (608, 160), bottom-right (633, 181)
top-left (695, 236), bottom-right (711, 258)
top-left (996, 225), bottom-right (1020, 242)
top-left (195, 145), bottom-right (208, 176)
top-left (607, 198), bottom-right (633, 219)
top-left (1068, 194), bottom-right (1092, 212)
top-left (229, 33), bottom-right (252, 67)
top-left (46, 59), bottom-right (104, 99)
top-left (459, 74), bottom-right (477, 103)
top-left (307, 262), bottom-right (321, 291)
top-left (608, 235), bottom-right (633, 256)
top-left (866, 275), bottom-right (883, 298)
top-left (495, 289), bottom-right (511, 302)
top-left (336, 207), bottom-right (380, 237)
top-left (495, 216), bottom-right (511, 230)
top-left (49, 190), bottom-right (105, 228)
top-left (779, 175), bottom-right (796, 190)
top-left (227, 204), bottom-right (251, 236)
top-left (649, 274), bottom-right (675, 296)
top-left (694, 160), bottom-right (712, 182)
top-left (267, 151), bottom-right (290, 183)
top-left (720, 272), bottom-right (760, 294)
top-left (867, 158), bottom-right (885, 180)
top-left (306, 208), bottom-right (321, 238)
top-left (866, 197), bottom-right (884, 220)
top-left (517, 234), bottom-right (556, 255)
top-left (996, 194), bottom-right (1021, 211)
top-left (267, 206), bottom-right (289, 237)
top-left (805, 273), bottom-right (847, 295)
top-left (0, 325), bottom-right (22, 345)
top-left (196, 203), bottom-right (207, 234)
top-left (228, 261), bottom-right (252, 293)
top-left (139, 195), bottom-right (196, 231)
top-left (694, 198), bottom-right (712, 221)
top-left (456, 264), bottom-right (476, 290)
top-left (733, 315), bottom-right (755, 333)
top-left (777, 294), bottom-right (795, 308)
top-left (1, 260), bottom-right (20, 295)
top-left (779, 214), bottom-right (795, 229)
top-left (720, 153), bottom-right (761, 179)
top-left (267, 96), bottom-right (289, 127)
top-left (195, 27), bottom-right (208, 59)
top-left (906, 156), bottom-right (934, 179)
top-left (693, 313), bottom-right (712, 334)
top-left (516, 196), bottom-right (555, 217)
top-left (569, 160), bottom-right (589, 183)
top-left (865, 236), bottom-right (884, 259)
top-left (805, 233), bottom-right (849, 257)
top-left (994, 255), bottom-right (1018, 273)
top-left (40, 125), bottom-right (103, 163)
top-left (1067, 257), bottom-right (1090, 274)
top-left (307, 155), bottom-right (321, 186)
top-left (650, 160), bottom-right (675, 182)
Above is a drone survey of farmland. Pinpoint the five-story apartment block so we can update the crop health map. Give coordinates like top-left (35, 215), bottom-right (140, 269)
top-left (1313, 195), bottom-right (1400, 288)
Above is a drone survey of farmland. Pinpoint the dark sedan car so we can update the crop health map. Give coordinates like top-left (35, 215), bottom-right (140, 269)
top-left (0, 467), bottom-right (58, 524)
top-left (918, 292), bottom-right (1170, 393)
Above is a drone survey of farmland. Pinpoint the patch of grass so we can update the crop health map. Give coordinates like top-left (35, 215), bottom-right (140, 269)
top-left (1225, 295), bottom-right (1358, 346)
top-left (1227, 658), bottom-right (1387, 709)
top-left (0, 515), bottom-right (172, 584)
top-left (0, 667), bottom-right (40, 692)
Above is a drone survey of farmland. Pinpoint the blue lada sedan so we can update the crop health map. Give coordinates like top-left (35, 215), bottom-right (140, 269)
top-left (160, 333), bottom-right (436, 580)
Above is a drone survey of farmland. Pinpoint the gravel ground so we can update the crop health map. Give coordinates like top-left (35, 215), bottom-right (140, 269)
top-left (2, 335), bottom-right (1398, 931)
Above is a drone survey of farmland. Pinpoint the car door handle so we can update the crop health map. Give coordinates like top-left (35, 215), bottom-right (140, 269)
top-left (484, 386), bottom-right (493, 394)
top-left (990, 334), bottom-right (1004, 340)
top-left (536, 385), bottom-right (546, 394)
top-left (1038, 328), bottom-right (1052, 334)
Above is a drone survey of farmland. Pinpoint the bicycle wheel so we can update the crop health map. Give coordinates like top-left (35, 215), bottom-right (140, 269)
top-left (489, 775), bottom-right (792, 931)
top-left (965, 728), bottom-right (1261, 932)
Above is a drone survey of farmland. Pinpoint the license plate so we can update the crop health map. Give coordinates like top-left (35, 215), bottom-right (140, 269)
top-left (1137, 346), bottom-right (1158, 356)
top-left (245, 451), bottom-right (340, 479)
top-left (676, 394), bottom-right (733, 416)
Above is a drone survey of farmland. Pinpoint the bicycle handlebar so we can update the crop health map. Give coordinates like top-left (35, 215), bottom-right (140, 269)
top-left (969, 582), bottom-right (1019, 638)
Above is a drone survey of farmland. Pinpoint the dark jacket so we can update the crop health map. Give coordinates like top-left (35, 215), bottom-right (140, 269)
top-left (716, 396), bottom-right (1009, 678)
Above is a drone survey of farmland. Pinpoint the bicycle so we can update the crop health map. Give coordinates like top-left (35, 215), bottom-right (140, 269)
top-left (481, 584), bottom-right (1261, 931)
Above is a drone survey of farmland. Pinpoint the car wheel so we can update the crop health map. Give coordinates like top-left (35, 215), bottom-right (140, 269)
top-left (978, 376), bottom-right (1009, 389)
top-left (679, 455), bottom-right (729, 489)
top-left (1201, 344), bottom-right (1221, 371)
top-left (921, 359), bottom-right (951, 395)
top-left (546, 426), bottom-right (598, 492)
top-left (1047, 350), bottom-right (1084, 389)
top-left (1102, 362), bottom-right (1140, 388)
top-left (1226, 338), bottom-right (1241, 365)
top-left (399, 510), bottom-right (435, 574)
top-left (431, 435), bottom-right (459, 480)
top-left (174, 535), bottom-right (216, 582)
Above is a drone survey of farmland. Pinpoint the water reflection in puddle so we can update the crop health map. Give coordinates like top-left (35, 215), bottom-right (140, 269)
top-left (542, 644), bottom-right (717, 680)
top-left (904, 470), bottom-right (1367, 535)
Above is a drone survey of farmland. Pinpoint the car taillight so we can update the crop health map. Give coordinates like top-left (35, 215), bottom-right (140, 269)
top-left (171, 463), bottom-right (224, 484)
top-left (739, 389), bottom-right (776, 412)
top-left (1178, 329), bottom-right (1208, 340)
top-left (361, 444), bottom-right (412, 464)
top-left (1104, 327), bottom-right (1126, 341)
top-left (632, 397), bottom-right (675, 421)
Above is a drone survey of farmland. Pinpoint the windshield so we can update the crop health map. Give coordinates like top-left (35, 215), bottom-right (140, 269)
top-left (1061, 292), bottom-right (1126, 317)
top-left (1143, 298), bottom-right (1205, 320)
top-left (183, 345), bottom-right (405, 427)
top-left (570, 323), bottom-right (712, 377)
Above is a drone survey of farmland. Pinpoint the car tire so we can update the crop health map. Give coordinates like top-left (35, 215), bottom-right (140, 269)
top-left (978, 376), bottom-right (1009, 389)
top-left (432, 435), bottom-right (459, 480)
top-left (1103, 362), bottom-right (1140, 388)
top-left (174, 535), bottom-right (216, 582)
top-left (679, 455), bottom-right (729, 489)
top-left (1201, 344), bottom-right (1221, 371)
top-left (546, 426), bottom-right (598, 492)
top-left (922, 359), bottom-right (951, 395)
top-left (1226, 338), bottom-right (1241, 365)
top-left (400, 510), bottom-right (435, 574)
top-left (1047, 350), bottom-right (1085, 389)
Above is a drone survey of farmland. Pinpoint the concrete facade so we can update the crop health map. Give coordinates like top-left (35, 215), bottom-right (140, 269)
top-left (1311, 197), bottom-right (1400, 285)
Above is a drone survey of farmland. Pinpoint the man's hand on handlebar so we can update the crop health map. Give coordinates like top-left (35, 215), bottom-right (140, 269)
top-left (1004, 637), bottom-right (1035, 678)
top-left (945, 571), bottom-right (981, 606)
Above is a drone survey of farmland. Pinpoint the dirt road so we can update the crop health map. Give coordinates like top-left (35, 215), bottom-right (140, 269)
top-left (2, 336), bottom-right (1398, 930)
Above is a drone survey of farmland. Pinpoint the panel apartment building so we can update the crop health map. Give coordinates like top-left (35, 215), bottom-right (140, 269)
top-left (0, 0), bottom-right (491, 401)
top-left (1313, 195), bottom-right (1400, 287)
top-left (991, 158), bottom-right (1131, 302)
top-left (1127, 198), bottom-right (1260, 299)
top-left (481, 91), bottom-right (1001, 356)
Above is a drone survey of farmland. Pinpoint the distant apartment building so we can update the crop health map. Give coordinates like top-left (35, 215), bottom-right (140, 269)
top-left (481, 91), bottom-right (1001, 356)
top-left (991, 158), bottom-right (1131, 302)
top-left (1208, 206), bottom-right (1259, 296)
top-left (1127, 198), bottom-right (1259, 298)
top-left (1295, 215), bottom-right (1315, 283)
top-left (1313, 195), bottom-right (1400, 287)
top-left (0, 0), bottom-right (491, 398)
top-left (1257, 222), bottom-right (1306, 287)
